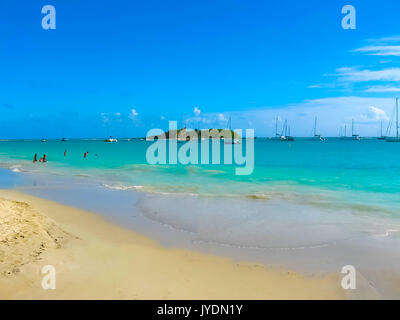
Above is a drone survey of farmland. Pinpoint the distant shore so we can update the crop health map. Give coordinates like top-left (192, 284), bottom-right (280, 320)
top-left (0, 189), bottom-right (347, 299)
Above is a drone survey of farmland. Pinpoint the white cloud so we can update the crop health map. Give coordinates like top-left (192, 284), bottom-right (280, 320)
top-left (193, 107), bottom-right (201, 116)
top-left (100, 112), bottom-right (110, 123)
top-left (307, 83), bottom-right (336, 89)
top-left (115, 112), bottom-right (121, 116)
top-left (353, 45), bottom-right (400, 56)
top-left (364, 85), bottom-right (400, 93)
top-left (129, 108), bottom-right (139, 120)
top-left (366, 35), bottom-right (400, 43)
top-left (335, 67), bottom-right (400, 82)
top-left (318, 37), bottom-right (400, 90)
top-left (217, 113), bottom-right (226, 121)
top-left (308, 84), bottom-right (324, 89)
top-left (160, 115), bottom-right (165, 120)
top-left (354, 36), bottom-right (400, 56)
top-left (359, 106), bottom-right (389, 122)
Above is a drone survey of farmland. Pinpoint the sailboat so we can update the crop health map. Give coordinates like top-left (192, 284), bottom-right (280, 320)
top-left (386, 98), bottom-right (400, 142)
top-left (340, 124), bottom-right (347, 139)
top-left (224, 117), bottom-right (240, 144)
top-left (377, 120), bottom-right (387, 140)
top-left (287, 125), bottom-right (295, 141)
top-left (272, 116), bottom-right (281, 140)
top-left (351, 119), bottom-right (361, 140)
top-left (280, 120), bottom-right (295, 141)
top-left (312, 116), bottom-right (325, 141)
top-left (341, 119), bottom-right (360, 140)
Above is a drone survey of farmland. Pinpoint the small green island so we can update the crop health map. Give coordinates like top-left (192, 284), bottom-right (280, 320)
top-left (146, 128), bottom-right (241, 141)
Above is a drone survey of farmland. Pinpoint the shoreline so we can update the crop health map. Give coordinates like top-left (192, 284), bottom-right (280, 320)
top-left (0, 189), bottom-right (350, 300)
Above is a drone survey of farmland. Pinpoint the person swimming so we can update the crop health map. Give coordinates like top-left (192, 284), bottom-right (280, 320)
top-left (84, 151), bottom-right (89, 158)
top-left (33, 153), bottom-right (37, 163)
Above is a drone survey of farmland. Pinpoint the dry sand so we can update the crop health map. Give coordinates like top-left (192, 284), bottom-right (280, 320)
top-left (0, 189), bottom-right (347, 299)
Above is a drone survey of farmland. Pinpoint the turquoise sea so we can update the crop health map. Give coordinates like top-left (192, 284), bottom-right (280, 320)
top-left (0, 138), bottom-right (399, 213)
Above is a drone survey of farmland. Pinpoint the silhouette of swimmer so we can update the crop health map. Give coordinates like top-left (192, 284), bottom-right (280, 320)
top-left (33, 154), bottom-right (37, 163)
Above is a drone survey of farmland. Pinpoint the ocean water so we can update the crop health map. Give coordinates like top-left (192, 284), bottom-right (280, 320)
top-left (0, 138), bottom-right (399, 212)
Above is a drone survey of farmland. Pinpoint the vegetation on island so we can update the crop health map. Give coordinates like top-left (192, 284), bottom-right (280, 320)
top-left (147, 128), bottom-right (241, 141)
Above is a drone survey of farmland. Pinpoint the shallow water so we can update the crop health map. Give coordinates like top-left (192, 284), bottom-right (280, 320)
top-left (0, 139), bottom-right (399, 206)
top-left (0, 168), bottom-right (21, 189)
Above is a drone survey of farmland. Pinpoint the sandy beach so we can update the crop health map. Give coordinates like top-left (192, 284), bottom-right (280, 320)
top-left (0, 189), bottom-right (348, 300)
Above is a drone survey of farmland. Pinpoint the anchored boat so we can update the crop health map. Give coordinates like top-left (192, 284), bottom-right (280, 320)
top-left (104, 136), bottom-right (118, 142)
top-left (377, 121), bottom-right (387, 140)
top-left (312, 116), bottom-right (325, 141)
top-left (386, 98), bottom-right (400, 142)
top-left (341, 119), bottom-right (360, 140)
top-left (224, 117), bottom-right (241, 144)
top-left (281, 120), bottom-right (295, 141)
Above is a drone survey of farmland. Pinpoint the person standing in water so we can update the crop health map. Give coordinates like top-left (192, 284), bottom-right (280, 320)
top-left (84, 151), bottom-right (89, 158)
top-left (33, 153), bottom-right (37, 163)
top-left (64, 150), bottom-right (67, 157)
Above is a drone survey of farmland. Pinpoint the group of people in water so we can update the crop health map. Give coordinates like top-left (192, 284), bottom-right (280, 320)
top-left (33, 153), bottom-right (46, 163)
top-left (33, 150), bottom-right (91, 163)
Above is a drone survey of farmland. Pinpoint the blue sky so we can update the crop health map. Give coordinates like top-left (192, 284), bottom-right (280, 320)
top-left (0, 0), bottom-right (400, 138)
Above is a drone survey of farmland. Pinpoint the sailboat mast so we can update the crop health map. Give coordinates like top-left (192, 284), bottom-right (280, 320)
top-left (275, 117), bottom-right (278, 137)
top-left (314, 117), bottom-right (317, 136)
top-left (284, 120), bottom-right (287, 137)
top-left (352, 119), bottom-right (354, 136)
top-left (396, 98), bottom-right (399, 138)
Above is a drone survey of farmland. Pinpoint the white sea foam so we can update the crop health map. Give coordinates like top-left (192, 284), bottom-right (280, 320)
top-left (373, 229), bottom-right (400, 238)
top-left (103, 183), bottom-right (144, 191)
top-left (10, 166), bottom-right (23, 173)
